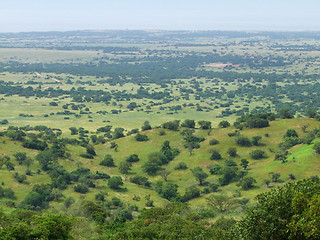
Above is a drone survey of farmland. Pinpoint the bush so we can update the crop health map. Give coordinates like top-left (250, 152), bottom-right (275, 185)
top-left (159, 130), bottom-right (166, 136)
top-left (130, 176), bottom-right (151, 187)
top-left (49, 102), bottom-right (58, 106)
top-left (209, 139), bottom-right (219, 145)
top-left (210, 150), bottom-right (222, 160)
top-left (162, 120), bottom-right (180, 130)
top-left (181, 185), bottom-right (201, 202)
top-left (108, 176), bottom-right (124, 189)
top-left (74, 184), bottom-right (89, 194)
top-left (225, 159), bottom-right (237, 167)
top-left (95, 193), bottom-right (105, 201)
top-left (313, 142), bottom-right (320, 154)
top-left (218, 120), bottom-right (230, 128)
top-left (227, 147), bottom-right (237, 157)
top-left (118, 161), bottom-right (132, 175)
top-left (0, 119), bottom-right (8, 125)
top-left (250, 150), bottom-right (266, 160)
top-left (174, 162), bottom-right (188, 170)
top-left (80, 153), bottom-right (94, 159)
top-left (181, 119), bottom-right (195, 128)
top-left (237, 177), bottom-right (257, 190)
top-left (141, 121), bottom-right (152, 131)
top-left (236, 136), bottom-right (252, 147)
top-left (135, 133), bottom-right (149, 141)
top-left (284, 129), bottom-right (298, 138)
top-left (209, 164), bottom-right (222, 175)
top-left (126, 154), bottom-right (140, 162)
top-left (145, 200), bottom-right (154, 207)
top-left (99, 154), bottom-right (115, 167)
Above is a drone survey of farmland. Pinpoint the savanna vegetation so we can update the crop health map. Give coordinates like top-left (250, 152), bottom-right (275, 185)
top-left (1, 30), bottom-right (320, 239)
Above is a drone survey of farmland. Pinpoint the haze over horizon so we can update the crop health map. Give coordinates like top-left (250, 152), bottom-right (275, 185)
top-left (1, 0), bottom-right (320, 33)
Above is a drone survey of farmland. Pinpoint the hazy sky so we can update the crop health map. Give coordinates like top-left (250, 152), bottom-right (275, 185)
top-left (1, 0), bottom-right (320, 32)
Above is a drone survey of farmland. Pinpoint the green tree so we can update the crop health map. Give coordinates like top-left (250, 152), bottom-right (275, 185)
top-left (86, 144), bottom-right (96, 156)
top-left (235, 178), bottom-right (320, 240)
top-left (269, 172), bottom-right (281, 182)
top-left (180, 129), bottom-right (195, 139)
top-left (181, 119), bottom-right (195, 128)
top-left (250, 149), bottom-right (266, 159)
top-left (113, 127), bottom-right (125, 139)
top-left (161, 183), bottom-right (179, 201)
top-left (240, 159), bottom-right (249, 170)
top-left (108, 176), bottom-right (124, 189)
top-left (236, 136), bottom-right (252, 147)
top-left (279, 108), bottom-right (294, 119)
top-left (252, 136), bottom-right (262, 146)
top-left (192, 167), bottom-right (208, 185)
top-left (126, 154), bottom-right (140, 162)
top-left (13, 152), bottom-right (27, 165)
top-left (100, 154), bottom-right (115, 167)
top-left (313, 142), bottom-right (320, 154)
top-left (141, 121), bottom-right (152, 131)
top-left (142, 153), bottom-right (163, 175)
top-left (118, 160), bottom-right (132, 175)
top-left (237, 177), bottom-right (256, 190)
top-left (36, 150), bottom-right (57, 171)
top-left (218, 120), bottom-right (230, 128)
top-left (113, 203), bottom-right (217, 239)
top-left (198, 120), bottom-right (212, 130)
top-left (206, 194), bottom-right (234, 213)
top-left (69, 127), bottom-right (78, 135)
top-left (227, 147), bottom-right (237, 157)
top-left (135, 133), bottom-right (149, 141)
top-left (210, 150), bottom-right (222, 160)
top-left (285, 129), bottom-right (298, 138)
top-left (219, 167), bottom-right (237, 186)
top-left (162, 120), bottom-right (180, 130)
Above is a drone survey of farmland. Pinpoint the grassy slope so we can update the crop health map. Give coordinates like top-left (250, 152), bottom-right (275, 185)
top-left (0, 118), bottom-right (320, 214)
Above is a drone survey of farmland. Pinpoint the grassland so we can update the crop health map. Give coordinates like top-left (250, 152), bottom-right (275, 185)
top-left (1, 31), bottom-right (320, 221)
top-left (1, 117), bottom-right (319, 217)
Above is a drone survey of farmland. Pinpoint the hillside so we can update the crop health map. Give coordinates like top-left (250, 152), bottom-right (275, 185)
top-left (1, 117), bottom-right (320, 216)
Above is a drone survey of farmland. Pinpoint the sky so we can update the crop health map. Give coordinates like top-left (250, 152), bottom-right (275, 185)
top-left (1, 0), bottom-right (320, 32)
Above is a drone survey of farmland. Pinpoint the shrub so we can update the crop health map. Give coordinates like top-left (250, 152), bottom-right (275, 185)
top-left (126, 154), bottom-right (140, 162)
top-left (118, 161), bottom-right (132, 175)
top-left (49, 102), bottom-right (58, 106)
top-left (225, 159), bottom-right (237, 167)
top-left (108, 176), bottom-right (124, 189)
top-left (284, 129), bottom-right (298, 138)
top-left (313, 142), bottom-right (320, 154)
top-left (99, 154), bottom-right (115, 167)
top-left (130, 176), bottom-right (151, 187)
top-left (0, 119), bottom-right (8, 125)
top-left (209, 164), bottom-right (222, 175)
top-left (145, 200), bottom-right (154, 207)
top-left (159, 130), bottom-right (166, 136)
top-left (227, 147), bottom-right (237, 157)
top-left (80, 153), bottom-right (94, 159)
top-left (174, 162), bottom-right (188, 170)
top-left (181, 119), bottom-right (195, 128)
top-left (237, 177), bottom-right (257, 190)
top-left (210, 150), bottom-right (222, 160)
top-left (236, 136), bottom-right (252, 147)
top-left (209, 139), bottom-right (219, 145)
top-left (135, 133), bottom-right (149, 141)
top-left (250, 150), bottom-right (266, 159)
top-left (181, 185), bottom-right (201, 202)
top-left (74, 184), bottom-right (89, 194)
top-left (162, 120), bottom-right (180, 130)
top-left (218, 120), bottom-right (230, 128)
